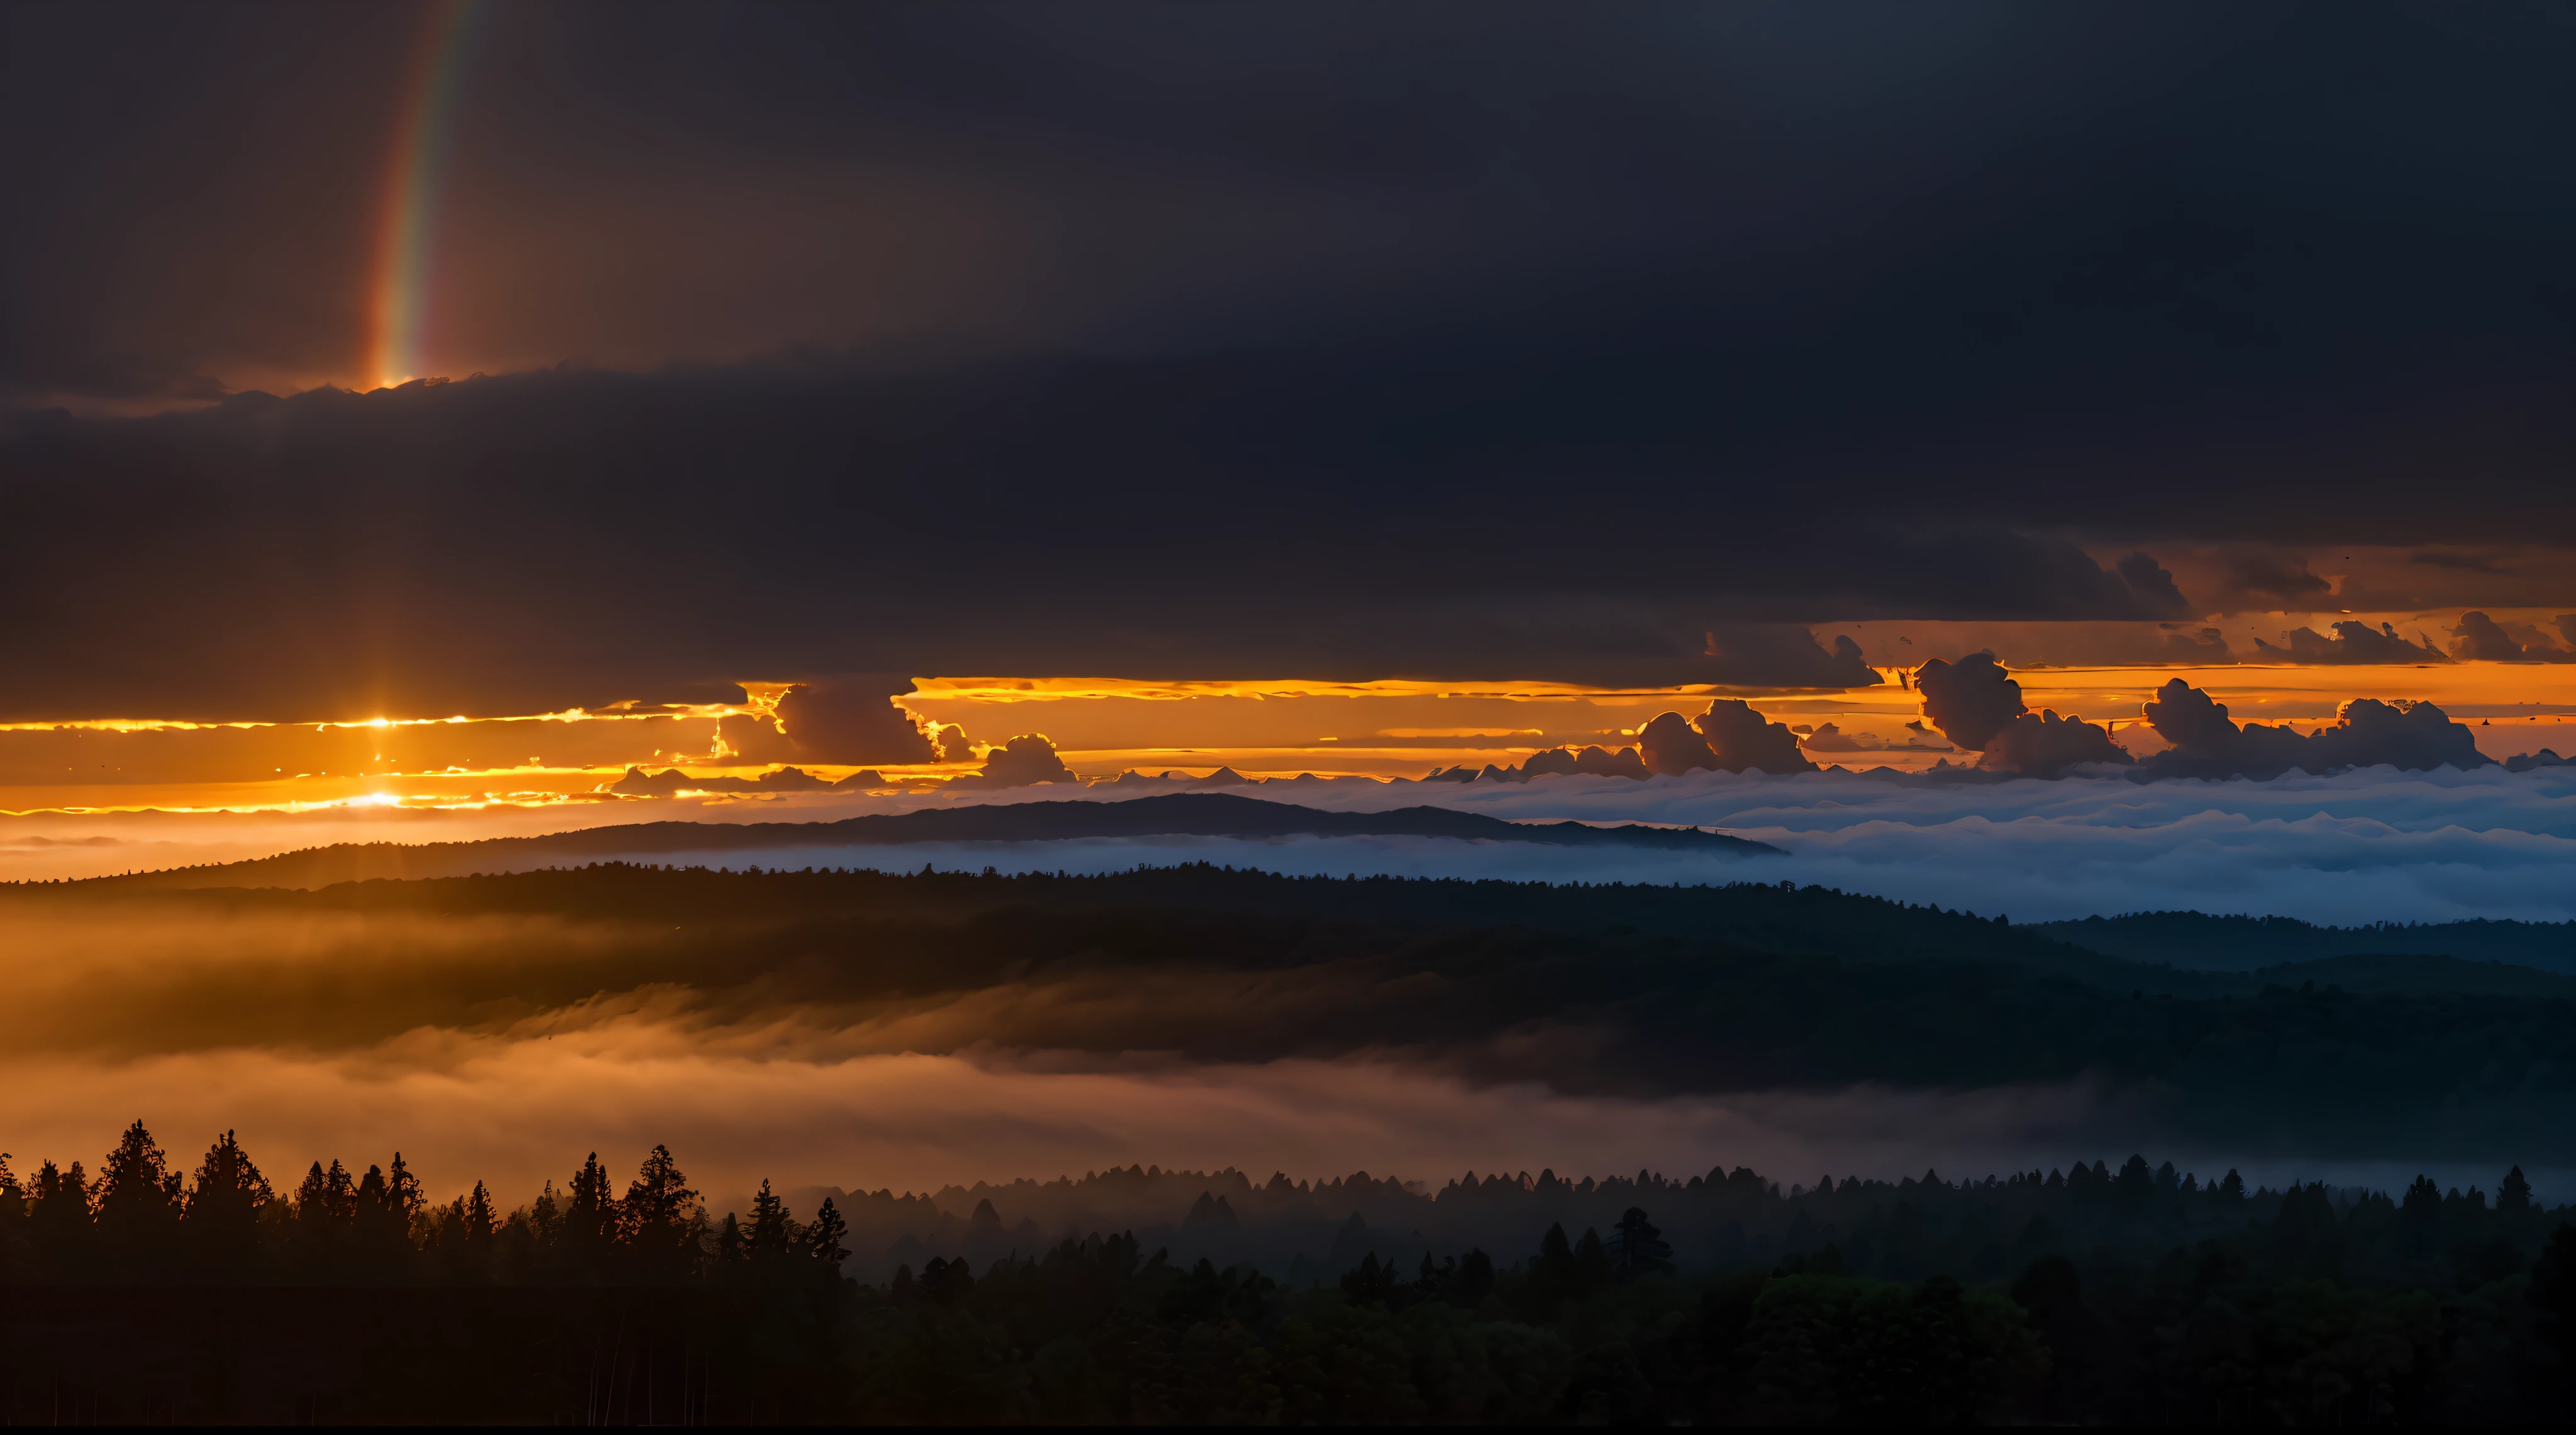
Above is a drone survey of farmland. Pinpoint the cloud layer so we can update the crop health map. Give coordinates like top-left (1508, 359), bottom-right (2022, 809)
top-left (565, 762), bottom-right (2576, 929)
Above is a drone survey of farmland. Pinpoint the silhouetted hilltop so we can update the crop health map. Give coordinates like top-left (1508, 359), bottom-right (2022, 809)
top-left (74, 792), bottom-right (1780, 890)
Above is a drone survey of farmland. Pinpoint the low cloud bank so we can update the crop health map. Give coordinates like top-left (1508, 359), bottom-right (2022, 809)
top-left (2138, 681), bottom-right (2490, 780)
top-left (582, 759), bottom-right (2576, 928)
top-left (0, 1041), bottom-right (2158, 1221)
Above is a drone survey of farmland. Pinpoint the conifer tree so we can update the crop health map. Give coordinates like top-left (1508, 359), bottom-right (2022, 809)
top-left (2501, 1165), bottom-right (2534, 1214)
top-left (1574, 1226), bottom-right (1613, 1290)
top-left (187, 1131), bottom-right (272, 1220)
top-left (748, 1178), bottom-right (796, 1261)
top-left (293, 1160), bottom-right (332, 1219)
top-left (530, 1180), bottom-right (564, 1247)
top-left (96, 1119), bottom-right (175, 1223)
top-left (1609, 1207), bottom-right (1673, 1280)
top-left (31, 1160), bottom-right (89, 1222)
top-left (464, 1181), bottom-right (499, 1244)
top-left (806, 1197), bottom-right (850, 1270)
top-left (386, 1153), bottom-right (427, 1228)
top-left (567, 1152), bottom-right (618, 1244)
top-left (184, 1130), bottom-right (272, 1274)
top-left (94, 1121), bottom-right (180, 1273)
top-left (621, 1144), bottom-right (699, 1248)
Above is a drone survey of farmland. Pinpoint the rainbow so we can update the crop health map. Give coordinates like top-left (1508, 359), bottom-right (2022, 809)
top-left (367, 0), bottom-right (484, 391)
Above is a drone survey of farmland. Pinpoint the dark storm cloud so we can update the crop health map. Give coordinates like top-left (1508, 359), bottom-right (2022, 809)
top-left (2448, 612), bottom-right (2576, 664)
top-left (1979, 711), bottom-right (2131, 780)
top-left (2251, 623), bottom-right (2449, 665)
top-left (0, 368), bottom-right (2233, 719)
top-left (5, 4), bottom-right (2575, 711)
top-left (1911, 653), bottom-right (2025, 752)
top-left (2202, 550), bottom-right (2336, 612)
top-left (1701, 626), bottom-right (1880, 689)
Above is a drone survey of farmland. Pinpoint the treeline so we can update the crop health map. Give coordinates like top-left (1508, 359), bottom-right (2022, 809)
top-left (8, 1125), bottom-right (2576, 1422)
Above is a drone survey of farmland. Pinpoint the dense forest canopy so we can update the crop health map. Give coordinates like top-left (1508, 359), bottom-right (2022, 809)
top-left (5, 1123), bottom-right (2575, 1423)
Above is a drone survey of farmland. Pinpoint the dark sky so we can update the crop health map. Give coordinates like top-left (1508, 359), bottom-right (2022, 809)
top-left (4, 1), bottom-right (2572, 718)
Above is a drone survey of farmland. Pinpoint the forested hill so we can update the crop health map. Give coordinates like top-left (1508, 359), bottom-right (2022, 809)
top-left (15, 864), bottom-right (2576, 1155)
top-left (70, 793), bottom-right (1779, 891)
top-left (48, 861), bottom-right (2142, 989)
top-left (2034, 912), bottom-right (2576, 975)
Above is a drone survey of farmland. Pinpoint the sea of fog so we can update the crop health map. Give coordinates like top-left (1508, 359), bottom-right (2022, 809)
top-left (584, 764), bottom-right (2576, 926)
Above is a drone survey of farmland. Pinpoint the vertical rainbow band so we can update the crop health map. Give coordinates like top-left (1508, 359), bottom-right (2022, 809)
top-left (369, 0), bottom-right (482, 391)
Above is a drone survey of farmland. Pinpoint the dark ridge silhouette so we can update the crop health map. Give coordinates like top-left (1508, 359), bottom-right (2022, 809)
top-left (70, 792), bottom-right (1780, 890)
top-left (2033, 911), bottom-right (2576, 975)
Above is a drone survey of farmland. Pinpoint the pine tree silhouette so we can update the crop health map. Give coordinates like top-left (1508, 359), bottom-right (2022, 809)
top-left (622, 1145), bottom-right (699, 1243)
top-left (96, 1119), bottom-right (174, 1222)
top-left (806, 1197), bottom-right (850, 1272)
top-left (184, 1129), bottom-right (272, 1277)
top-left (2501, 1165), bottom-right (2534, 1214)
top-left (567, 1152), bottom-right (618, 1243)
top-left (529, 1179), bottom-right (564, 1247)
top-left (1609, 1207), bottom-right (1673, 1280)
top-left (464, 1180), bottom-right (499, 1244)
top-left (95, 1119), bottom-right (178, 1275)
top-left (748, 1177), bottom-right (797, 1262)
top-left (386, 1153), bottom-right (427, 1229)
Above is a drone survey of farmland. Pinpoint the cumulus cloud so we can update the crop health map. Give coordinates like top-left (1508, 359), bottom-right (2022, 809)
top-left (1635, 704), bottom-right (1816, 775)
top-left (1635, 712), bottom-right (1715, 776)
top-left (1978, 709), bottom-right (2132, 778)
top-left (948, 733), bottom-right (1080, 789)
top-left (1905, 649), bottom-right (2128, 775)
top-left (1512, 745), bottom-right (1650, 780)
top-left (1693, 700), bottom-right (1816, 773)
top-left (1911, 650), bottom-right (2024, 750)
top-left (2450, 611), bottom-right (2576, 662)
top-left (931, 723), bottom-right (977, 763)
top-left (770, 676), bottom-right (941, 762)
top-left (2138, 679), bottom-right (2491, 779)
top-left (2253, 621), bottom-right (2448, 664)
top-left (1701, 626), bottom-right (1881, 688)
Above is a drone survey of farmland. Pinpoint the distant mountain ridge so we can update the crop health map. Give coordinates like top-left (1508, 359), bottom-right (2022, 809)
top-left (74, 792), bottom-right (1782, 890)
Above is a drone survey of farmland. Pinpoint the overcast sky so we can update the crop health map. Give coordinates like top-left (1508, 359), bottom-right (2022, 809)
top-left (4, 2), bottom-right (2571, 718)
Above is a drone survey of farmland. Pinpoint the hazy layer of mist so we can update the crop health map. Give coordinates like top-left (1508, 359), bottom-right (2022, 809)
top-left (8, 855), bottom-right (2567, 1220)
top-left (569, 763), bottom-right (2576, 925)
